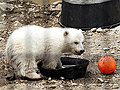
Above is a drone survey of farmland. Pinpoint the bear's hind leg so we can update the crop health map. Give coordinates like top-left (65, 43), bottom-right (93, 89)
top-left (15, 54), bottom-right (41, 79)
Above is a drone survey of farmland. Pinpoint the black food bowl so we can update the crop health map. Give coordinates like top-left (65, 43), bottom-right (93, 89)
top-left (38, 57), bottom-right (89, 79)
top-left (59, 0), bottom-right (120, 30)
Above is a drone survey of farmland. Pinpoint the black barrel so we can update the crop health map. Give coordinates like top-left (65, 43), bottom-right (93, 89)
top-left (59, 0), bottom-right (120, 30)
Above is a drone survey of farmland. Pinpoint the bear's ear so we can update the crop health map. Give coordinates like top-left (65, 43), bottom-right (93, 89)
top-left (64, 31), bottom-right (69, 36)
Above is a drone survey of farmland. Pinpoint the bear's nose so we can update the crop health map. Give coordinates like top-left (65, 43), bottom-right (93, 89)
top-left (75, 50), bottom-right (85, 55)
top-left (80, 50), bottom-right (85, 54)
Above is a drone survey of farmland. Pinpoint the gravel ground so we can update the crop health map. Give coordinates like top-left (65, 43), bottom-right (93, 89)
top-left (0, 0), bottom-right (120, 89)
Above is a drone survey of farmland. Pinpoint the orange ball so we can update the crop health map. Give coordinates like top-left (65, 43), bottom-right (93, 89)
top-left (98, 56), bottom-right (116, 74)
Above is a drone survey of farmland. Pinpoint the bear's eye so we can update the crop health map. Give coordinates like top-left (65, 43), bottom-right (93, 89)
top-left (74, 42), bottom-right (79, 45)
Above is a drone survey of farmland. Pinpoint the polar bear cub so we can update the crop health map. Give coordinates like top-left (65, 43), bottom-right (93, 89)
top-left (5, 25), bottom-right (84, 79)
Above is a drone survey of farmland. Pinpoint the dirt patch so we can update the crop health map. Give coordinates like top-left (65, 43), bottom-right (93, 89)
top-left (0, 0), bottom-right (120, 89)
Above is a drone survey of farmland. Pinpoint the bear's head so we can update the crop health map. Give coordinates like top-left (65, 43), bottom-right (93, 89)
top-left (63, 28), bottom-right (84, 55)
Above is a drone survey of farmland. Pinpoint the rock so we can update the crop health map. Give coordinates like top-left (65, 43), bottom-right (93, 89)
top-left (117, 40), bottom-right (120, 43)
top-left (7, 0), bottom-right (16, 2)
top-left (97, 78), bottom-right (104, 83)
top-left (109, 84), bottom-right (113, 87)
top-left (0, 37), bottom-right (4, 41)
top-left (103, 48), bottom-right (109, 51)
top-left (41, 80), bottom-right (46, 85)
top-left (28, 8), bottom-right (34, 12)
top-left (112, 77), bottom-right (116, 82)
top-left (20, 14), bottom-right (24, 18)
top-left (50, 1), bottom-right (62, 11)
top-left (112, 84), bottom-right (119, 89)
top-left (117, 47), bottom-right (120, 51)
top-left (11, 17), bottom-right (17, 21)
top-left (0, 51), bottom-right (2, 58)
top-left (79, 84), bottom-right (84, 86)
top-left (1, 14), bottom-right (6, 21)
top-left (51, 80), bottom-right (57, 83)
top-left (0, 0), bottom-right (12, 2)
top-left (113, 46), bottom-right (117, 48)
top-left (0, 2), bottom-right (14, 12)
top-left (60, 77), bottom-right (65, 80)
top-left (97, 28), bottom-right (105, 33)
top-left (50, 85), bottom-right (57, 89)
top-left (14, 21), bottom-right (22, 26)
top-left (72, 83), bottom-right (78, 86)
top-left (110, 46), bottom-right (115, 49)
top-left (53, 1), bottom-right (62, 5)
top-left (104, 81), bottom-right (109, 83)
top-left (104, 28), bottom-right (110, 32)
top-left (57, 12), bottom-right (61, 18)
top-left (111, 51), bottom-right (115, 54)
top-left (59, 85), bottom-right (64, 88)
top-left (115, 74), bottom-right (120, 78)
top-left (88, 33), bottom-right (93, 36)
top-left (112, 77), bottom-right (115, 79)
top-left (48, 77), bottom-right (52, 81)
top-left (16, 82), bottom-right (19, 84)
top-left (91, 28), bottom-right (97, 32)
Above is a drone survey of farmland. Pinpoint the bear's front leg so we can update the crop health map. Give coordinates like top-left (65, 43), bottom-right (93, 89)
top-left (56, 59), bottom-right (62, 69)
top-left (42, 60), bottom-right (58, 69)
top-left (42, 55), bottom-right (62, 69)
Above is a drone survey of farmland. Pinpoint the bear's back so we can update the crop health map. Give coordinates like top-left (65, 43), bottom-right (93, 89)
top-left (6, 25), bottom-right (66, 55)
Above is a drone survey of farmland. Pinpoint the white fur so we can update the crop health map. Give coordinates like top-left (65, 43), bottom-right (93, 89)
top-left (5, 25), bottom-right (84, 79)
